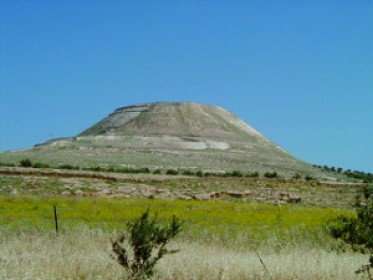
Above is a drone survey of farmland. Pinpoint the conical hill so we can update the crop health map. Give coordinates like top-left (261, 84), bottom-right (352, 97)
top-left (1, 102), bottom-right (317, 177)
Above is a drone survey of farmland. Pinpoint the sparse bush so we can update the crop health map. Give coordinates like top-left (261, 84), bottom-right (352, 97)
top-left (231, 170), bottom-right (243, 178)
top-left (264, 172), bottom-right (278, 179)
top-left (202, 172), bottom-right (212, 177)
top-left (115, 167), bottom-right (127, 173)
top-left (182, 170), bottom-right (195, 176)
top-left (166, 169), bottom-right (179, 175)
top-left (292, 173), bottom-right (302, 180)
top-left (0, 162), bottom-right (16, 167)
top-left (116, 167), bottom-right (151, 174)
top-left (91, 166), bottom-right (102, 172)
top-left (223, 171), bottom-right (243, 178)
top-left (317, 164), bottom-right (372, 183)
top-left (305, 175), bottom-right (314, 181)
top-left (139, 167), bottom-right (150, 174)
top-left (245, 171), bottom-right (259, 178)
top-left (203, 172), bottom-right (220, 177)
top-left (19, 159), bottom-right (32, 167)
top-left (59, 164), bottom-right (79, 170)
top-left (345, 170), bottom-right (373, 183)
top-left (152, 169), bottom-right (162, 175)
top-left (196, 171), bottom-right (204, 177)
top-left (32, 162), bottom-right (50, 169)
top-left (112, 209), bottom-right (182, 279)
top-left (329, 185), bottom-right (373, 277)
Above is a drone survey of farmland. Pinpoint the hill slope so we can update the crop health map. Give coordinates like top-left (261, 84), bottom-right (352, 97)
top-left (1, 102), bottom-right (320, 177)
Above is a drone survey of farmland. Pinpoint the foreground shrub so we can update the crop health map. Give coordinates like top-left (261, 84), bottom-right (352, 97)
top-left (329, 184), bottom-right (373, 277)
top-left (112, 209), bottom-right (182, 279)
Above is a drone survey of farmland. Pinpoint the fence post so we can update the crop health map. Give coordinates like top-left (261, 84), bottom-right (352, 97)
top-left (53, 205), bottom-right (58, 234)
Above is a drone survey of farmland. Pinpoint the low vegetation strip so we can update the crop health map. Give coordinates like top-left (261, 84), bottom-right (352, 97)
top-left (0, 195), bottom-right (351, 245)
top-left (0, 166), bottom-right (366, 188)
top-left (0, 167), bottom-right (122, 181)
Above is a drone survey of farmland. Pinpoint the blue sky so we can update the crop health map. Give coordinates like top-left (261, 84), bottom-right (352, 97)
top-left (1, 1), bottom-right (372, 172)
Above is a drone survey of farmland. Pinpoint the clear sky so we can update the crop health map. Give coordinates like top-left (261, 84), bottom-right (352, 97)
top-left (1, 1), bottom-right (372, 172)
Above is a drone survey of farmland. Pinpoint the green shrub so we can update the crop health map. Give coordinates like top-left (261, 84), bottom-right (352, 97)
top-left (116, 167), bottom-right (150, 174)
top-left (292, 173), bottom-right (302, 180)
top-left (231, 170), bottom-right (243, 177)
top-left (152, 169), bottom-right (162, 175)
top-left (112, 209), bottom-right (182, 279)
top-left (223, 171), bottom-right (243, 178)
top-left (181, 170), bottom-right (195, 176)
top-left (0, 162), bottom-right (16, 167)
top-left (264, 172), bottom-right (277, 179)
top-left (245, 171), bottom-right (259, 178)
top-left (19, 159), bottom-right (32, 167)
top-left (305, 175), bottom-right (314, 181)
top-left (139, 167), bottom-right (150, 174)
top-left (166, 169), bottom-right (179, 175)
top-left (59, 164), bottom-right (79, 170)
top-left (91, 166), bottom-right (102, 172)
top-left (329, 185), bottom-right (373, 276)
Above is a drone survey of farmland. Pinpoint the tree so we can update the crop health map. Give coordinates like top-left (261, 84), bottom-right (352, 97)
top-left (329, 184), bottom-right (373, 277)
top-left (112, 209), bottom-right (182, 279)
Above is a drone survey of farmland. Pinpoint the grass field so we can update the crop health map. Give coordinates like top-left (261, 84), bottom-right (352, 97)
top-left (0, 228), bottom-right (369, 280)
top-left (0, 195), bottom-right (370, 279)
top-left (0, 195), bottom-right (352, 243)
top-left (0, 169), bottom-right (369, 279)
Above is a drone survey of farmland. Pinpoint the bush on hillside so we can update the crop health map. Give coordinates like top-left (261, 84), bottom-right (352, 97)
top-left (246, 171), bottom-right (260, 178)
top-left (231, 170), bottom-right (243, 177)
top-left (59, 164), bottom-right (79, 170)
top-left (181, 170), bottom-right (195, 176)
top-left (0, 162), bottom-right (16, 167)
top-left (32, 162), bottom-right (50, 169)
top-left (264, 172), bottom-right (278, 179)
top-left (19, 159), bottom-right (32, 167)
top-left (166, 169), bottom-right (179, 175)
top-left (305, 175), bottom-right (314, 181)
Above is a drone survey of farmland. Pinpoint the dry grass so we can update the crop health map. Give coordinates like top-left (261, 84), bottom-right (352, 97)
top-left (0, 228), bottom-right (369, 280)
